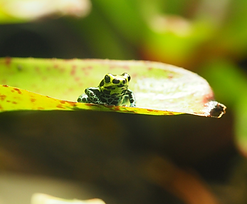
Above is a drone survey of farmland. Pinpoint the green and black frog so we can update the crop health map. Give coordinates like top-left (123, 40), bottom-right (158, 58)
top-left (77, 73), bottom-right (136, 107)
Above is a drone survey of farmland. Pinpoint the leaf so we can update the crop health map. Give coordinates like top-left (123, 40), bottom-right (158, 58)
top-left (0, 57), bottom-right (226, 117)
top-left (235, 95), bottom-right (247, 156)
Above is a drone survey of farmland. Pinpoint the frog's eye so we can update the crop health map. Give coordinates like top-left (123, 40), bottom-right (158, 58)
top-left (122, 79), bottom-right (126, 84)
top-left (122, 73), bottom-right (131, 82)
top-left (104, 75), bottom-right (111, 83)
top-left (112, 79), bottom-right (120, 84)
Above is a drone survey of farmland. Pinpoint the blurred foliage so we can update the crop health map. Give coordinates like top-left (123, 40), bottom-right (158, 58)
top-left (0, 0), bottom-right (91, 23)
top-left (63, 0), bottom-right (247, 67)
top-left (0, 0), bottom-right (247, 204)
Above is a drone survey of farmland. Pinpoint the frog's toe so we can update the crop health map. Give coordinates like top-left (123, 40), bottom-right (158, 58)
top-left (77, 97), bottom-right (83, 102)
top-left (130, 103), bottom-right (136, 107)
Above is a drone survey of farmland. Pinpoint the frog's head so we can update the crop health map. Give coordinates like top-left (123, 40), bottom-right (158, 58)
top-left (99, 73), bottom-right (131, 95)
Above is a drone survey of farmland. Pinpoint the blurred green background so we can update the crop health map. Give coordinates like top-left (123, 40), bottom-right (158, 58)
top-left (1, 0), bottom-right (247, 204)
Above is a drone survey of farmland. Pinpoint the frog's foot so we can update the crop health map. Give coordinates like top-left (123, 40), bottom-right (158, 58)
top-left (130, 103), bottom-right (136, 107)
top-left (88, 98), bottom-right (105, 105)
top-left (77, 94), bottom-right (89, 103)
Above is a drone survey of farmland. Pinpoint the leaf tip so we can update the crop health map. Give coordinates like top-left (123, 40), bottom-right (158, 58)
top-left (206, 101), bottom-right (227, 118)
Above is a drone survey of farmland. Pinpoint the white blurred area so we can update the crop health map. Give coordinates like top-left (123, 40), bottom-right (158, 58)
top-left (0, 172), bottom-right (102, 204)
top-left (0, 0), bottom-right (91, 21)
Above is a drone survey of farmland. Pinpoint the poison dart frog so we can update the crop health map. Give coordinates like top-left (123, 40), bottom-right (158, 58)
top-left (77, 73), bottom-right (136, 107)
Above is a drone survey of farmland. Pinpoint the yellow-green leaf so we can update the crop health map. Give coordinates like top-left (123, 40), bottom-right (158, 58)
top-left (0, 57), bottom-right (226, 117)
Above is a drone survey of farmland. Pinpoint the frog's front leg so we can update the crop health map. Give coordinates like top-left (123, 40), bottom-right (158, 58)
top-left (77, 87), bottom-right (96, 103)
top-left (80, 87), bottom-right (105, 105)
top-left (127, 89), bottom-right (136, 107)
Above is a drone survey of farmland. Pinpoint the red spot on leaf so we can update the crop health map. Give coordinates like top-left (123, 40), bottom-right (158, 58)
top-left (166, 112), bottom-right (175, 115)
top-left (71, 65), bottom-right (77, 75)
top-left (85, 103), bottom-right (92, 107)
top-left (13, 88), bottom-right (21, 94)
top-left (58, 101), bottom-right (76, 108)
top-left (113, 106), bottom-right (121, 111)
top-left (147, 109), bottom-right (160, 113)
top-left (56, 104), bottom-right (65, 109)
top-left (122, 65), bottom-right (129, 70)
top-left (0, 105), bottom-right (3, 110)
top-left (37, 107), bottom-right (44, 110)
top-left (3, 85), bottom-right (8, 87)
top-left (30, 98), bottom-right (36, 103)
top-left (12, 101), bottom-right (17, 104)
top-left (35, 66), bottom-right (40, 73)
top-left (53, 64), bottom-right (59, 68)
top-left (65, 101), bottom-right (76, 106)
top-left (110, 65), bottom-right (129, 70)
top-left (168, 74), bottom-right (174, 79)
top-left (5, 57), bottom-right (11, 66)
top-left (59, 67), bottom-right (65, 73)
top-left (81, 66), bottom-right (92, 76)
top-left (132, 73), bottom-right (138, 79)
top-left (0, 95), bottom-right (6, 101)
